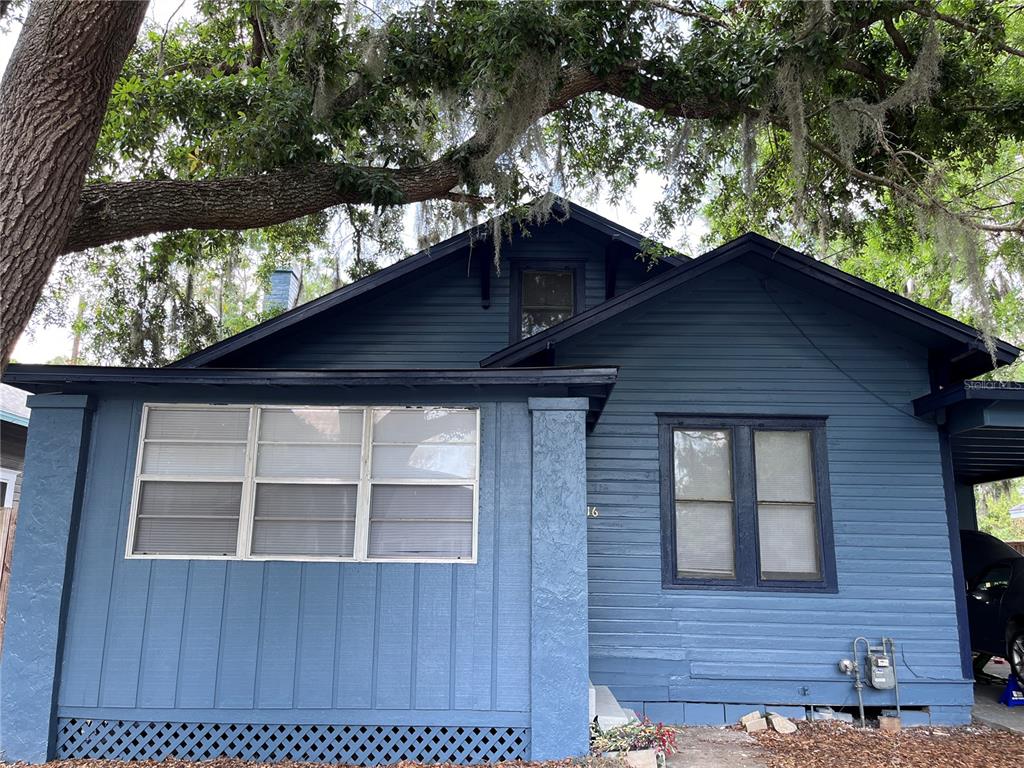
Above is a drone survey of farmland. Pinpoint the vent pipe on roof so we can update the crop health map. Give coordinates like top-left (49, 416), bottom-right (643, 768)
top-left (264, 268), bottom-right (300, 313)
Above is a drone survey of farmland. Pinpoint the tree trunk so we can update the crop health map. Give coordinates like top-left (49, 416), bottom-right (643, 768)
top-left (0, 0), bottom-right (148, 368)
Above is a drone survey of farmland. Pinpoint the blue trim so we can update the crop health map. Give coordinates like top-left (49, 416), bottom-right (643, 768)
top-left (937, 427), bottom-right (975, 682)
top-left (56, 706), bottom-right (529, 727)
top-left (913, 379), bottom-right (1024, 415)
top-left (169, 199), bottom-right (683, 369)
top-left (0, 409), bottom-right (30, 427)
top-left (482, 233), bottom-right (1019, 375)
top-left (3, 365), bottom-right (618, 390)
top-left (657, 414), bottom-right (838, 593)
top-left (25, 394), bottom-right (93, 410)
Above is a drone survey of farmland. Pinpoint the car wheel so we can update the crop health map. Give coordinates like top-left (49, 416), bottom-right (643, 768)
top-left (1011, 630), bottom-right (1024, 681)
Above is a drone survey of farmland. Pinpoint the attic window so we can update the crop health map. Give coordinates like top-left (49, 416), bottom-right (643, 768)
top-left (128, 404), bottom-right (479, 563)
top-left (510, 260), bottom-right (584, 341)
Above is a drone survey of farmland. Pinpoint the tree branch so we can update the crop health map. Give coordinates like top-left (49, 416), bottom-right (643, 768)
top-left (906, 3), bottom-right (1024, 58)
top-left (63, 64), bottom-right (741, 253)
top-left (802, 132), bottom-right (1024, 234)
top-left (646, 0), bottom-right (728, 29)
top-left (883, 16), bottom-right (915, 67)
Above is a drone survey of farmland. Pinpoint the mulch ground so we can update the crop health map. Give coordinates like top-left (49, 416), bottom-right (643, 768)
top-left (752, 720), bottom-right (1024, 768)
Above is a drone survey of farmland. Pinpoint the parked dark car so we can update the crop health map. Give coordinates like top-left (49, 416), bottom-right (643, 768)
top-left (960, 529), bottom-right (1024, 679)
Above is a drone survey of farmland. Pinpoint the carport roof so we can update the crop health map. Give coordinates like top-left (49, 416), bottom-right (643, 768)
top-left (914, 381), bottom-right (1024, 485)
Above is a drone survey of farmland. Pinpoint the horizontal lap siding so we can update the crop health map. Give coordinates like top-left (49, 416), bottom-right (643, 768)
top-left (58, 399), bottom-right (531, 725)
top-left (227, 221), bottom-right (638, 369)
top-left (558, 263), bottom-right (968, 707)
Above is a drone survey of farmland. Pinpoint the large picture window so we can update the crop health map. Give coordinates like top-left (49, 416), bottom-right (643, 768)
top-left (129, 404), bottom-right (479, 562)
top-left (659, 415), bottom-right (836, 591)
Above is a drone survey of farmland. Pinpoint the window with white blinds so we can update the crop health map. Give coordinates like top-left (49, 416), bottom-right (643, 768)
top-left (128, 404), bottom-right (479, 562)
top-left (661, 416), bottom-right (834, 591)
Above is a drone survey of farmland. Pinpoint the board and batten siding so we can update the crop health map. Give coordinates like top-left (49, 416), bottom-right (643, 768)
top-left (557, 262), bottom-right (971, 718)
top-left (57, 397), bottom-right (532, 726)
top-left (218, 220), bottom-right (656, 369)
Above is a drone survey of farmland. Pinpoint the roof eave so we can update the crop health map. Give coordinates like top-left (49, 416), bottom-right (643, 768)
top-left (482, 232), bottom-right (1020, 374)
top-left (2, 364), bottom-right (619, 392)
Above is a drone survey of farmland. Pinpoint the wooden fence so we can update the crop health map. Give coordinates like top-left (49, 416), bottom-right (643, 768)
top-left (0, 505), bottom-right (17, 655)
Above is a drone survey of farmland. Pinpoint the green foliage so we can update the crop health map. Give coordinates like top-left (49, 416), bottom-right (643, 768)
top-left (977, 480), bottom-right (1024, 542)
top-left (30, 0), bottom-right (1024, 363)
top-left (590, 719), bottom-right (678, 756)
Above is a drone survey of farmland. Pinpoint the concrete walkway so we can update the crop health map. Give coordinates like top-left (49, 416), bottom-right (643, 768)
top-left (667, 728), bottom-right (767, 768)
top-left (974, 659), bottom-right (1024, 733)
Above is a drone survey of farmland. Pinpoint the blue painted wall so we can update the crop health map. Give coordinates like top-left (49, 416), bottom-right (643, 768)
top-left (554, 262), bottom-right (971, 719)
top-left (218, 219), bottom-right (659, 369)
top-left (56, 395), bottom-right (532, 728)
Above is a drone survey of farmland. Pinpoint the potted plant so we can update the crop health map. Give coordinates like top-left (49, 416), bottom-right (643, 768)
top-left (590, 718), bottom-right (678, 768)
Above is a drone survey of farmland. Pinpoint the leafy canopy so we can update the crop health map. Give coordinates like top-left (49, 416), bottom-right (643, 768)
top-left (28, 0), bottom-right (1024, 370)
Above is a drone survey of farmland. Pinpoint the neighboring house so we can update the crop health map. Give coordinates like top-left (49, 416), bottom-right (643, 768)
top-left (0, 383), bottom-right (29, 509)
top-left (0, 384), bottom-right (29, 653)
top-left (3, 202), bottom-right (1024, 765)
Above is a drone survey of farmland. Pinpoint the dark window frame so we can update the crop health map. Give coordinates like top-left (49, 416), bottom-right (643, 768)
top-left (508, 258), bottom-right (586, 342)
top-left (658, 414), bottom-right (838, 593)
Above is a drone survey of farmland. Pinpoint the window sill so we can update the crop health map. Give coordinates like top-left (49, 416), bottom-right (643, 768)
top-left (661, 579), bottom-right (838, 594)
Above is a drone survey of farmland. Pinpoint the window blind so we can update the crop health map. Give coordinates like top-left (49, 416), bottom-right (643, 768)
top-left (128, 404), bottom-right (479, 562)
top-left (131, 406), bottom-right (250, 556)
top-left (367, 409), bottom-right (477, 560)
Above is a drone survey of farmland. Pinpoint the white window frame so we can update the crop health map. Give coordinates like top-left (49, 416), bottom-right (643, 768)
top-left (126, 403), bottom-right (480, 564)
top-left (0, 467), bottom-right (19, 508)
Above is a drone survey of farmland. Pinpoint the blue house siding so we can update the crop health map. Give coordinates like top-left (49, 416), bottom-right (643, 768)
top-left (556, 263), bottom-right (971, 720)
top-left (57, 396), bottom-right (530, 721)
top-left (218, 220), bottom-right (657, 369)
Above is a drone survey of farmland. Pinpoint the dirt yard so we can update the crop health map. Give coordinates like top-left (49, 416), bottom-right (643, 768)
top-left (753, 720), bottom-right (1024, 768)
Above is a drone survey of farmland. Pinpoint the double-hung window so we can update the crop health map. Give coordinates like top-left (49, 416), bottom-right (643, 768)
top-left (129, 404), bottom-right (479, 562)
top-left (659, 416), bottom-right (836, 591)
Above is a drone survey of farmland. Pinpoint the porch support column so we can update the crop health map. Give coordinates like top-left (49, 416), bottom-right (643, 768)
top-left (1, 394), bottom-right (93, 763)
top-left (528, 397), bottom-right (590, 760)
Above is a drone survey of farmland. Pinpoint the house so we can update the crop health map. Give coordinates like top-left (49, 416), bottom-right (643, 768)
top-left (3, 202), bottom-right (1024, 765)
top-left (0, 384), bottom-right (29, 510)
top-left (0, 384), bottom-right (29, 653)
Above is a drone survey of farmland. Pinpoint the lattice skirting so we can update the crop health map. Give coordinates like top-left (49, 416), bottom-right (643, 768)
top-left (55, 719), bottom-right (530, 764)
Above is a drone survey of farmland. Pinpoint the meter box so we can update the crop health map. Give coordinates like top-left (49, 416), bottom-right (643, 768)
top-left (867, 649), bottom-right (896, 690)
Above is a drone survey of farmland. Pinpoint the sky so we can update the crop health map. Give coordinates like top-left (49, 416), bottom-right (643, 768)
top-left (2, 1), bottom-right (705, 364)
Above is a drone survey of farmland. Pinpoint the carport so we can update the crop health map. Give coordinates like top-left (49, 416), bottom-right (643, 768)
top-left (915, 380), bottom-right (1024, 732)
top-left (914, 380), bottom-right (1024, 528)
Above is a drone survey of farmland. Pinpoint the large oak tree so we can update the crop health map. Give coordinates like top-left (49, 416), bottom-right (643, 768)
top-left (1, 0), bottom-right (1022, 367)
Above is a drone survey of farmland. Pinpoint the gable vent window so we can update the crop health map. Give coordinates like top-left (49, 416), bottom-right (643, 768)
top-left (129, 405), bottom-right (479, 562)
top-left (510, 261), bottom-right (584, 341)
top-left (521, 270), bottom-right (574, 338)
top-left (659, 416), bottom-right (836, 592)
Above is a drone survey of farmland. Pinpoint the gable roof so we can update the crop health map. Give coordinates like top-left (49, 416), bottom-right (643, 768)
top-left (481, 232), bottom-right (1020, 380)
top-left (172, 199), bottom-right (684, 368)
